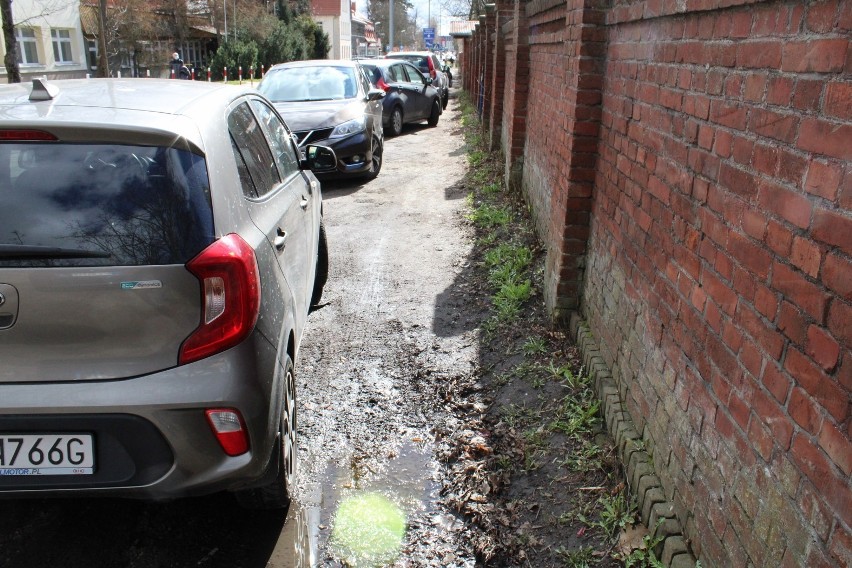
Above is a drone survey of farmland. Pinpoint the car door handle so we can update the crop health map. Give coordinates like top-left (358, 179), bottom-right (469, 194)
top-left (300, 196), bottom-right (309, 209)
top-left (274, 228), bottom-right (287, 250)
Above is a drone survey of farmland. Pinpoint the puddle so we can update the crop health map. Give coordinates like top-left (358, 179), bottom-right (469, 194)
top-left (306, 439), bottom-right (439, 567)
top-left (265, 500), bottom-right (317, 568)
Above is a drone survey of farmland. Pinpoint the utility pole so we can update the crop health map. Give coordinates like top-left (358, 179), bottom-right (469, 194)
top-left (388, 0), bottom-right (393, 52)
top-left (97, 0), bottom-right (109, 77)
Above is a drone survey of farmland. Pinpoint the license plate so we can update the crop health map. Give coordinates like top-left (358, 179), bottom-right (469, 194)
top-left (0, 434), bottom-right (95, 475)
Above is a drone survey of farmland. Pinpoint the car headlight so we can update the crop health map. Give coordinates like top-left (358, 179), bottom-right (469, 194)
top-left (329, 117), bottom-right (366, 139)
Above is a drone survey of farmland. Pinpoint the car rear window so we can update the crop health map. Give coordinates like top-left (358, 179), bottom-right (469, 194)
top-left (390, 55), bottom-right (429, 74)
top-left (0, 143), bottom-right (214, 268)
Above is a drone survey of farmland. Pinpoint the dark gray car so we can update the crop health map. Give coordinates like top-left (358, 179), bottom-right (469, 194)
top-left (258, 60), bottom-right (385, 181)
top-left (0, 78), bottom-right (334, 509)
top-left (360, 58), bottom-right (442, 136)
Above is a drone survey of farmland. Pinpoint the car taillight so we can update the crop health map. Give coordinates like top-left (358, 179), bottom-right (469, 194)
top-left (205, 409), bottom-right (250, 456)
top-left (179, 234), bottom-right (261, 365)
top-left (378, 77), bottom-right (390, 92)
top-left (427, 58), bottom-right (436, 79)
top-left (0, 129), bottom-right (57, 141)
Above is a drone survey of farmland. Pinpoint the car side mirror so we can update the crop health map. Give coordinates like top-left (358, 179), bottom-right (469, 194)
top-left (366, 88), bottom-right (385, 101)
top-left (425, 77), bottom-right (433, 85)
top-left (301, 144), bottom-right (337, 174)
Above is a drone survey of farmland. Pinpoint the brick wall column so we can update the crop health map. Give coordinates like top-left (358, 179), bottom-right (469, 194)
top-left (487, 2), bottom-right (510, 151)
top-left (544, 0), bottom-right (607, 320)
top-left (477, 15), bottom-right (490, 121)
top-left (502, 0), bottom-right (529, 192)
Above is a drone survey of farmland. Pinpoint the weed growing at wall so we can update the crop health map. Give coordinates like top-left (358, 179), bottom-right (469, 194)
top-left (443, 92), bottom-right (668, 567)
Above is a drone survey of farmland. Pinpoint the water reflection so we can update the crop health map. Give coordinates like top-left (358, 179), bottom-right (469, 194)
top-left (305, 440), bottom-right (438, 567)
top-left (267, 501), bottom-right (317, 568)
top-left (330, 493), bottom-right (406, 566)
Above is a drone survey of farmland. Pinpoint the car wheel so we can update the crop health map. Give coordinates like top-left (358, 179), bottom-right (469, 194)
top-left (234, 355), bottom-right (297, 510)
top-left (363, 136), bottom-right (383, 180)
top-left (310, 221), bottom-right (328, 308)
top-left (387, 106), bottom-right (403, 136)
top-left (428, 99), bottom-right (441, 127)
top-left (442, 90), bottom-right (449, 110)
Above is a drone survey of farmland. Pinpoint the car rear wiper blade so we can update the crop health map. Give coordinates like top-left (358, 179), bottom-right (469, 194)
top-left (0, 244), bottom-right (111, 259)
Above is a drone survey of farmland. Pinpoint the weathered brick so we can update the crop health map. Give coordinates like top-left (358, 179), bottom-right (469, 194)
top-left (785, 347), bottom-right (848, 422)
top-left (798, 119), bottom-right (852, 161)
top-left (782, 39), bottom-right (849, 73)
top-left (827, 299), bottom-right (852, 346)
top-left (819, 419), bottom-right (852, 476)
top-left (790, 434), bottom-right (852, 525)
top-left (789, 387), bottom-right (824, 435)
top-left (806, 325), bottom-right (841, 371)
top-left (812, 207), bottom-right (852, 255)
top-left (824, 81), bottom-right (852, 121)
top-left (771, 261), bottom-right (830, 322)
top-left (804, 160), bottom-right (843, 200)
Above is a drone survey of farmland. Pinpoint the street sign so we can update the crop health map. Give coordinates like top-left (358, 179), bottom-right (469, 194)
top-left (423, 27), bottom-right (435, 48)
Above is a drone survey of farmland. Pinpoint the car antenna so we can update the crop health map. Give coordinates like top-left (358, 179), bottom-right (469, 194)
top-left (30, 78), bottom-right (59, 101)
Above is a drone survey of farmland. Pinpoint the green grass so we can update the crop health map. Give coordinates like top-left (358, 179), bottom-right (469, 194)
top-left (466, 203), bottom-right (511, 228)
top-left (522, 336), bottom-right (547, 356)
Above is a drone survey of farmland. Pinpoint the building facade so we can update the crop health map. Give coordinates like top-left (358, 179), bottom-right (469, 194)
top-left (311, 0), bottom-right (352, 59)
top-left (0, 1), bottom-right (89, 81)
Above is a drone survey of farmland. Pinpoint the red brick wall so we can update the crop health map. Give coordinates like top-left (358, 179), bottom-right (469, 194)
top-left (583, 1), bottom-right (850, 565)
top-left (522, 0), bottom-right (606, 315)
top-left (479, 0), bottom-right (851, 565)
top-left (499, 0), bottom-right (530, 191)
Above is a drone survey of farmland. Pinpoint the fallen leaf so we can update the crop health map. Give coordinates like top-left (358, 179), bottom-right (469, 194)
top-left (616, 524), bottom-right (650, 557)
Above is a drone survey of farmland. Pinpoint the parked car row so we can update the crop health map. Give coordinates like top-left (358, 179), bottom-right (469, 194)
top-left (257, 56), bottom-right (447, 181)
top-left (0, 54), bottom-right (452, 509)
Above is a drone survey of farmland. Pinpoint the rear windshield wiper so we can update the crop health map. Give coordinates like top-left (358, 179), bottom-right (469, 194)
top-left (0, 244), bottom-right (111, 260)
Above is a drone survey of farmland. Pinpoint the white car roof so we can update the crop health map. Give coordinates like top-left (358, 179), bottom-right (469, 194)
top-left (0, 79), bottom-right (257, 153)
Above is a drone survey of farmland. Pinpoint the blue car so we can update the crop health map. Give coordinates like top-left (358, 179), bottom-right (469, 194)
top-left (359, 59), bottom-right (443, 137)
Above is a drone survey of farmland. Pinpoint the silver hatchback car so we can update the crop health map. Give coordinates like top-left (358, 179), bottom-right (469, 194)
top-left (0, 78), bottom-right (334, 509)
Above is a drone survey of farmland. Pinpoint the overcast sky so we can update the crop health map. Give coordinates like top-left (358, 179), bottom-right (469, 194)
top-left (355, 0), bottom-right (459, 36)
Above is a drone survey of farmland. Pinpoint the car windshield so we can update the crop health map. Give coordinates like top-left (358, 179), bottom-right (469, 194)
top-left (259, 66), bottom-right (359, 102)
top-left (0, 142), bottom-right (214, 268)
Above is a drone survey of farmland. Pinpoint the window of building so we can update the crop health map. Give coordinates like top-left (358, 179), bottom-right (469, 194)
top-left (16, 28), bottom-right (39, 65)
top-left (51, 29), bottom-right (73, 63)
top-left (86, 39), bottom-right (97, 70)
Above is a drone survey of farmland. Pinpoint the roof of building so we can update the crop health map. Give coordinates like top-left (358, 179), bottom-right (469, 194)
top-left (313, 0), bottom-right (342, 17)
top-left (449, 20), bottom-right (477, 37)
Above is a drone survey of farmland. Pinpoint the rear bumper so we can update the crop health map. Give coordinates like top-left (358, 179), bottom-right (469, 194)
top-left (0, 338), bottom-right (281, 500)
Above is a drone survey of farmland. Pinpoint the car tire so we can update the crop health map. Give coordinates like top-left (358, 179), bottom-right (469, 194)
top-left (363, 136), bottom-right (383, 180)
top-left (387, 106), bottom-right (403, 136)
top-left (428, 99), bottom-right (441, 127)
top-left (310, 221), bottom-right (328, 308)
top-left (234, 355), bottom-right (297, 510)
top-left (442, 90), bottom-right (449, 110)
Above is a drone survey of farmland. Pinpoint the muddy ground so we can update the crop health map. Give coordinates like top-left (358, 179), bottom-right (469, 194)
top-left (0, 82), bottom-right (635, 568)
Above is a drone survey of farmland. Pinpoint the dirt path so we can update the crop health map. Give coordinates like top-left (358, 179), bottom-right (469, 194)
top-left (293, 90), bottom-right (482, 566)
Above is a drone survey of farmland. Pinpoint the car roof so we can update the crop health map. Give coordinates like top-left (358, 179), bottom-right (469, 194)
top-left (0, 78), bottom-right (257, 152)
top-left (388, 51), bottom-right (434, 57)
top-left (358, 58), bottom-right (405, 67)
top-left (268, 59), bottom-right (362, 71)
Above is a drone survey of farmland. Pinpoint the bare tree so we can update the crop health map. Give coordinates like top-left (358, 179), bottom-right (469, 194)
top-left (1, 0), bottom-right (20, 82)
